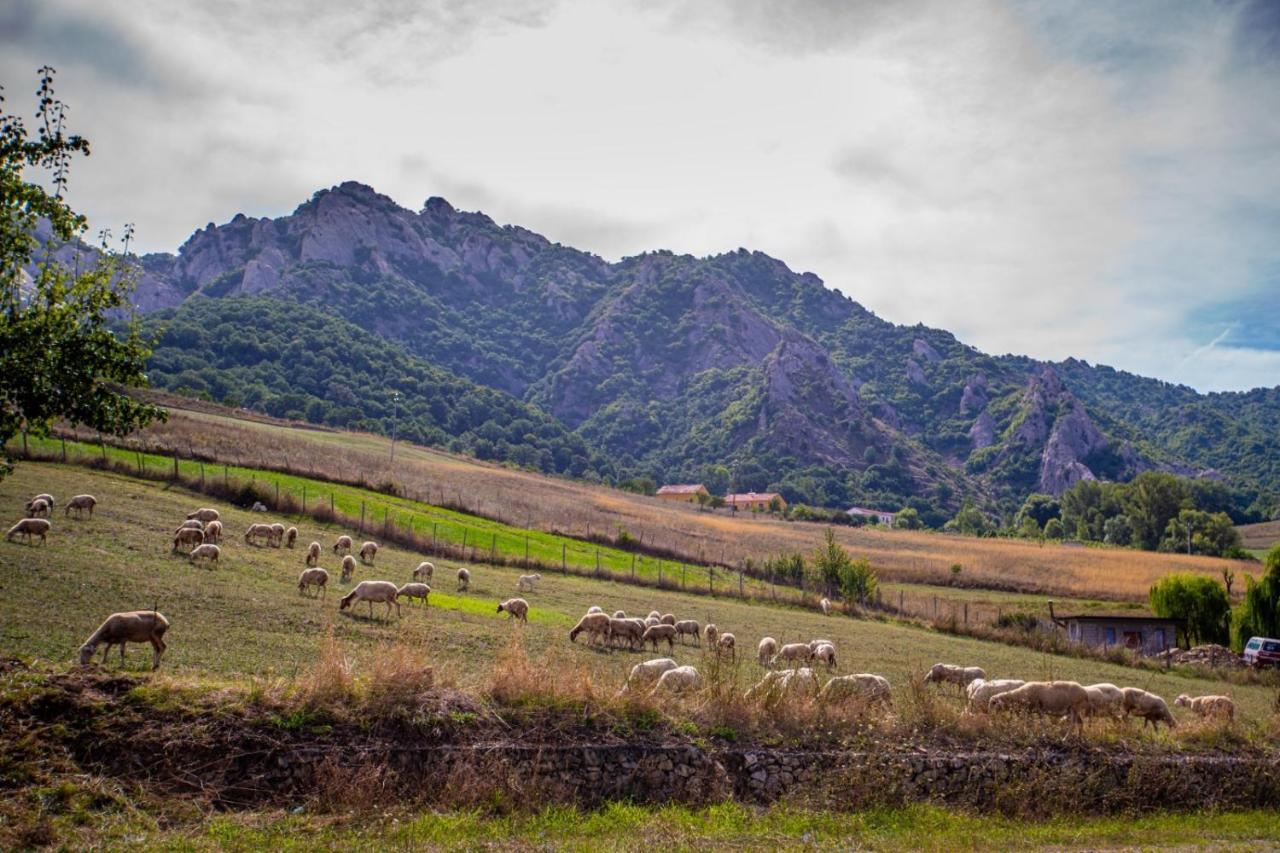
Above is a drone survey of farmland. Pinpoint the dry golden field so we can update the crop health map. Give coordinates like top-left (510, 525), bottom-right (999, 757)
top-left (57, 397), bottom-right (1257, 604)
top-left (1239, 520), bottom-right (1280, 553)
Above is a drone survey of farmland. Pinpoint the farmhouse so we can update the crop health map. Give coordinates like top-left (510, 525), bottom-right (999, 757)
top-left (656, 483), bottom-right (709, 503)
top-left (725, 492), bottom-right (786, 512)
top-left (1048, 602), bottom-right (1180, 656)
top-left (847, 506), bottom-right (896, 525)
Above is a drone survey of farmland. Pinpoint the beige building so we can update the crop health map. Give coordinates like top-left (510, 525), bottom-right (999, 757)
top-left (656, 483), bottom-right (709, 503)
top-left (725, 492), bottom-right (786, 512)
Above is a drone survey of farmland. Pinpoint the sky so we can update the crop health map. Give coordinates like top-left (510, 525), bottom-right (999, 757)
top-left (2, 0), bottom-right (1278, 393)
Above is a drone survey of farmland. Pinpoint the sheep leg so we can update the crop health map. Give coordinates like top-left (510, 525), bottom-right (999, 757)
top-left (151, 637), bottom-right (164, 670)
top-left (100, 644), bottom-right (111, 664)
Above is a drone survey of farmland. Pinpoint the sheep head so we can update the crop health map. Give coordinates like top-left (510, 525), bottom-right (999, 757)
top-left (77, 643), bottom-right (95, 665)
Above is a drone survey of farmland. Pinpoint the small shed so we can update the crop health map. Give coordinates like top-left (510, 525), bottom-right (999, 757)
top-left (655, 484), bottom-right (709, 503)
top-left (725, 492), bottom-right (786, 512)
top-left (1048, 601), bottom-right (1181, 656)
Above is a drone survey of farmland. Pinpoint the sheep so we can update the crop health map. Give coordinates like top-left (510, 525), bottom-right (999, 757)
top-left (517, 573), bottom-right (541, 593)
top-left (188, 543), bottom-right (220, 564)
top-left (26, 498), bottom-right (50, 517)
top-left (965, 678), bottom-right (1026, 714)
top-left (251, 501), bottom-right (268, 512)
top-left (332, 535), bottom-right (353, 554)
top-left (608, 617), bottom-right (645, 650)
top-left (338, 580), bottom-right (401, 620)
top-left (340, 555), bottom-right (357, 582)
top-left (674, 620), bottom-right (701, 645)
top-left (497, 598), bottom-right (529, 622)
top-left (618, 658), bottom-right (678, 695)
top-left (811, 642), bottom-right (837, 670)
top-left (78, 611), bottom-right (169, 670)
top-left (807, 639), bottom-right (835, 655)
top-left (64, 494), bottom-right (97, 518)
top-left (717, 632), bottom-right (737, 659)
top-left (203, 520), bottom-right (223, 543)
top-left (359, 541), bottom-right (379, 564)
top-left (612, 610), bottom-right (627, 619)
top-left (819, 673), bottom-right (893, 708)
top-left (175, 519), bottom-right (204, 532)
top-left (660, 613), bottom-right (676, 626)
top-left (397, 582), bottom-right (431, 607)
top-left (298, 567), bottom-right (329, 597)
top-left (187, 508), bottom-right (220, 523)
top-left (26, 494), bottom-right (54, 512)
top-left (306, 541), bottom-right (322, 567)
top-left (1174, 693), bottom-right (1235, 721)
top-left (649, 665), bottom-right (702, 696)
top-left (1121, 688), bottom-right (1177, 730)
top-left (644, 615), bottom-right (661, 629)
top-left (569, 612), bottom-right (611, 646)
top-left (746, 667), bottom-right (818, 702)
top-left (172, 527), bottom-right (204, 553)
top-left (1083, 683), bottom-right (1126, 719)
top-left (989, 681), bottom-right (1091, 728)
top-left (285, 526), bottom-right (298, 548)
top-left (6, 518), bottom-right (51, 545)
top-left (643, 623), bottom-right (678, 651)
top-left (586, 605), bottom-right (604, 615)
top-left (647, 610), bottom-right (662, 620)
top-left (758, 636), bottom-right (779, 666)
top-left (243, 523), bottom-right (273, 545)
top-left (413, 561), bottom-right (435, 581)
top-left (820, 597), bottom-right (831, 616)
top-left (269, 523), bottom-right (286, 548)
top-left (456, 567), bottom-right (471, 591)
top-left (703, 624), bottom-right (719, 646)
top-left (772, 642), bottom-right (813, 667)
top-left (923, 663), bottom-right (987, 689)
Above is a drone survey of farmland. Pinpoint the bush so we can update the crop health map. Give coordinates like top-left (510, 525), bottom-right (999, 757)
top-left (1149, 573), bottom-right (1230, 647)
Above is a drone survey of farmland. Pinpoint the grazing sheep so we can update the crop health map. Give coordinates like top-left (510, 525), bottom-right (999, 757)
top-left (649, 665), bottom-right (702, 696)
top-left (746, 667), bottom-right (819, 702)
top-left (819, 673), bottom-right (893, 708)
top-left (203, 520), bottom-right (223, 543)
top-left (1121, 688), bottom-right (1177, 730)
top-left (811, 642), bottom-right (837, 670)
top-left (26, 494), bottom-right (54, 512)
top-left (78, 611), bottom-right (170, 670)
top-left (251, 501), bottom-right (268, 512)
top-left (456, 567), bottom-right (471, 591)
top-left (989, 681), bottom-right (1091, 728)
top-left (338, 580), bottom-right (401, 620)
top-left (717, 632), bottom-right (737, 659)
top-left (674, 619), bottom-right (701, 645)
top-left (569, 612), bottom-right (612, 646)
top-left (923, 663), bottom-right (987, 689)
top-left (586, 605), bottom-right (604, 615)
top-left (172, 527), bottom-right (204, 553)
top-left (332, 535), bottom-right (353, 554)
top-left (771, 642), bottom-right (813, 667)
top-left (1174, 693), bottom-right (1234, 721)
top-left (175, 519), bottom-right (204, 533)
top-left (643, 623), bottom-right (678, 651)
top-left (758, 637), bottom-right (779, 666)
top-left (612, 610), bottom-right (627, 619)
top-left (647, 610), bottom-right (662, 620)
top-left (269, 523), bottom-right (286, 548)
top-left (644, 615), bottom-right (661, 629)
top-left (660, 613), bottom-right (676, 626)
top-left (517, 573), bottom-right (541, 593)
top-left (359, 541), bottom-right (378, 563)
top-left (285, 527), bottom-right (298, 548)
top-left (397, 582), bottom-right (431, 607)
top-left (608, 617), bottom-right (645, 650)
top-left (298, 567), bottom-right (329, 597)
top-left (820, 597), bottom-right (831, 616)
top-left (413, 561), bottom-right (434, 580)
top-left (187, 508), bottom-right (220, 523)
top-left (618, 658), bottom-right (678, 695)
top-left (497, 597), bottom-right (529, 622)
top-left (1083, 683), bottom-right (1126, 719)
top-left (306, 541), bottom-right (322, 567)
top-left (188, 543), bottom-right (220, 564)
top-left (340, 555), bottom-right (357, 582)
top-left (64, 494), bottom-right (97, 518)
top-left (243, 523), bottom-right (273, 546)
top-left (6, 518), bottom-right (51, 545)
top-left (26, 498), bottom-right (50, 517)
top-left (965, 678), bottom-right (1026, 714)
top-left (703, 624), bottom-right (719, 647)
top-left (807, 639), bottom-right (835, 655)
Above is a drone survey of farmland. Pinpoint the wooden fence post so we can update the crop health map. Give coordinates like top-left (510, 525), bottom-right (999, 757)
top-left (681, 564), bottom-right (686, 588)
top-left (631, 553), bottom-right (636, 579)
top-left (561, 542), bottom-right (566, 572)
top-left (739, 569), bottom-right (744, 598)
top-left (433, 523), bottom-right (438, 550)
top-left (173, 455), bottom-right (179, 480)
top-left (302, 485), bottom-right (306, 513)
top-left (330, 493), bottom-right (335, 513)
top-left (524, 535), bottom-right (530, 567)
top-left (61, 437), bottom-right (67, 461)
top-left (964, 603), bottom-right (969, 625)
top-left (200, 462), bottom-right (205, 488)
top-left (360, 502), bottom-right (365, 533)
top-left (490, 533), bottom-right (496, 563)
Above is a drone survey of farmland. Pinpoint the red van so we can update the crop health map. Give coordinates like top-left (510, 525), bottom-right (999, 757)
top-left (1243, 637), bottom-right (1280, 668)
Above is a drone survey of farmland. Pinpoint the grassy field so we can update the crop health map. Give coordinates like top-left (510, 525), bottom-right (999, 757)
top-left (2, 461), bottom-right (1275, 722)
top-left (48, 399), bottom-right (1256, 602)
top-left (1240, 519), bottom-right (1280, 556)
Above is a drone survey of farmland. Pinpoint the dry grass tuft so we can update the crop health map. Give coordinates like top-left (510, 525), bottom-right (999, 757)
top-left (485, 634), bottom-right (597, 710)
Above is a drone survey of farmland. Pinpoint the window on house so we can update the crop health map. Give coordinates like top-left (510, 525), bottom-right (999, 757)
top-left (1104, 627), bottom-right (1116, 645)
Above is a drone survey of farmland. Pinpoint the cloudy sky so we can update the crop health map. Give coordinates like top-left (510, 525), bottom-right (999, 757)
top-left (3, 0), bottom-right (1278, 392)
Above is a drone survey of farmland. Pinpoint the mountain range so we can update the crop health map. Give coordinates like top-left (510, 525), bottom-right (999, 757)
top-left (84, 181), bottom-right (1277, 524)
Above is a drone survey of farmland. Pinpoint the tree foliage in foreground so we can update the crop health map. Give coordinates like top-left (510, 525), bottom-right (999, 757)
top-left (1148, 573), bottom-right (1230, 648)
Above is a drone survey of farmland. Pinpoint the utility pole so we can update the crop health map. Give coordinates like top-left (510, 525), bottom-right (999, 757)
top-left (389, 390), bottom-right (401, 466)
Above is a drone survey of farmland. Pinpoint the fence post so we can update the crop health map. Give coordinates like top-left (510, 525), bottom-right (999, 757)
top-left (21, 430), bottom-right (27, 457)
top-left (631, 553), bottom-right (636, 579)
top-left (224, 464), bottom-right (228, 485)
top-left (61, 438), bottom-right (67, 461)
top-left (433, 523), bottom-right (438, 550)
top-left (276, 482), bottom-right (280, 506)
top-left (302, 485), bottom-right (306, 513)
top-left (561, 542), bottom-right (566, 573)
top-left (173, 455), bottom-right (179, 480)
top-left (658, 561), bottom-right (663, 586)
top-left (964, 603), bottom-right (969, 625)
top-left (739, 569), bottom-right (744, 598)
top-left (360, 502), bottom-right (365, 533)
top-left (200, 462), bottom-right (205, 488)
top-left (330, 493), bottom-right (335, 512)
top-left (490, 533), bottom-right (496, 563)
top-left (933, 596), bottom-right (938, 617)
top-left (709, 565), bottom-right (714, 595)
top-left (462, 529), bottom-right (468, 551)
top-left (681, 564), bottom-right (686, 588)
top-left (595, 548), bottom-right (601, 577)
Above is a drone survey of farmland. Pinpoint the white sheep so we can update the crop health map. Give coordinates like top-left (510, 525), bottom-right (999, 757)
top-left (64, 494), bottom-right (97, 518)
top-left (203, 520), bottom-right (223, 543)
top-left (819, 673), bottom-right (892, 708)
top-left (78, 611), bottom-right (170, 670)
top-left (26, 493), bottom-right (54, 512)
top-left (811, 642), bottom-right (837, 670)
top-left (807, 639), bottom-right (834, 655)
top-left (643, 623), bottom-right (678, 651)
top-left (1083, 683), bottom-right (1126, 719)
top-left (497, 597), bottom-right (529, 622)
top-left (243, 523), bottom-right (274, 545)
top-left (612, 610), bottom-right (627, 619)
top-left (746, 667), bottom-right (819, 702)
top-left (1121, 687), bottom-right (1177, 730)
top-left (758, 636), bottom-right (779, 667)
top-left (923, 663), bottom-right (987, 689)
top-left (517, 573), bottom-right (541, 593)
top-left (340, 554), bottom-right (357, 582)
top-left (332, 535), bottom-right (353, 554)
top-left (269, 523), bottom-right (286, 548)
top-left (1174, 693), bottom-right (1235, 721)
top-left (306, 541), bottom-right (322, 567)
top-left (188, 543), bottom-right (220, 564)
top-left (644, 615), bottom-right (661, 629)
top-left (771, 642), bottom-right (813, 667)
top-left (359, 541), bottom-right (379, 564)
top-left (397, 582), bottom-right (431, 607)
top-left (586, 605), bottom-right (604, 615)
top-left (989, 681), bottom-right (1091, 728)
top-left (965, 678), bottom-right (1026, 714)
top-left (820, 597), bottom-right (831, 616)
top-left (649, 665), bottom-right (702, 696)
top-left (413, 561), bottom-right (435, 580)
top-left (172, 527), bottom-right (204, 553)
top-left (660, 613), bottom-right (676, 626)
top-left (175, 519), bottom-right (204, 533)
top-left (456, 567), bottom-right (471, 591)
top-left (703, 623), bottom-right (719, 647)
top-left (618, 658), bottom-right (678, 695)
top-left (674, 619), bottom-right (701, 645)
top-left (26, 498), bottom-right (50, 517)
top-left (187, 508), bottom-right (220, 523)
top-left (717, 632), bottom-right (737, 660)
top-left (608, 617), bottom-right (645, 650)
top-left (647, 610), bottom-right (662, 620)
top-left (339, 580), bottom-right (401, 619)
top-left (298, 567), bottom-right (329, 597)
top-left (6, 518), bottom-right (51, 545)
top-left (569, 612), bottom-right (611, 645)
top-left (285, 526), bottom-right (298, 548)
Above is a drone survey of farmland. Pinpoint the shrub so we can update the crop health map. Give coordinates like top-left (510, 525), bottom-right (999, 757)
top-left (1149, 573), bottom-right (1230, 647)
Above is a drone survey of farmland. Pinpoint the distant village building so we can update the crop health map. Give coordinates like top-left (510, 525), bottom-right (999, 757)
top-left (1048, 602), bottom-right (1180, 656)
top-left (847, 506), bottom-right (896, 525)
top-left (656, 484), bottom-right (709, 503)
top-left (725, 492), bottom-right (786, 512)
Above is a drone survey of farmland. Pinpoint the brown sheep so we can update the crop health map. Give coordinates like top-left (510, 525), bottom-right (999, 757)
top-left (78, 611), bottom-right (169, 670)
top-left (306, 541), bottom-right (322, 567)
top-left (172, 527), bottom-right (204, 553)
top-left (643, 623), bottom-right (678, 651)
top-left (285, 527), bottom-right (298, 548)
top-left (6, 518), bottom-right (51, 545)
